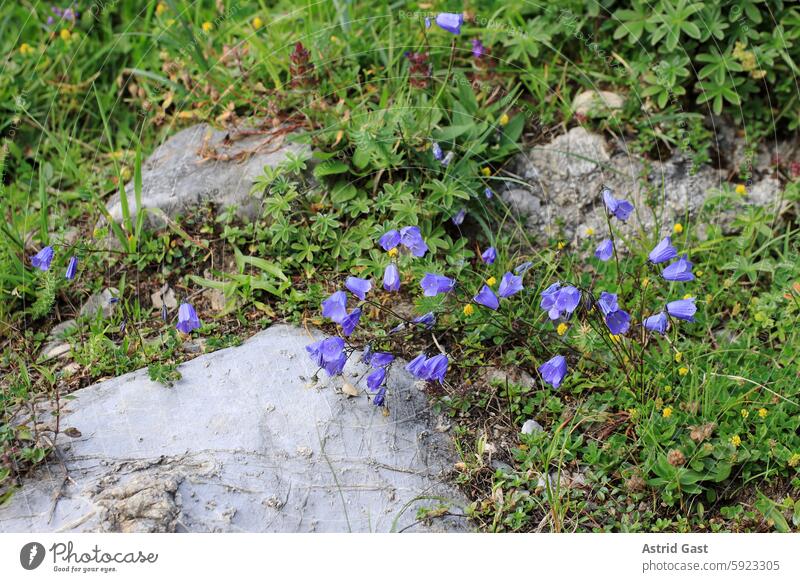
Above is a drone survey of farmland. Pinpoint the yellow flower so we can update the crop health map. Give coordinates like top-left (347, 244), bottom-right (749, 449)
top-left (664, 385), bottom-right (672, 393)
top-left (481, 167), bottom-right (491, 176)
top-left (60, 28), bottom-right (71, 41)
top-left (741, 409), bottom-right (749, 419)
top-left (730, 434), bottom-right (741, 447)
top-left (155, 3), bottom-right (167, 16)
top-left (486, 276), bottom-right (496, 287)
top-left (662, 407), bottom-right (673, 418)
top-left (641, 277), bottom-right (650, 288)
top-left (705, 294), bottom-right (713, 304)
top-left (695, 270), bottom-right (703, 277)
top-left (678, 367), bottom-right (689, 376)
top-left (387, 247), bottom-right (399, 257)
top-left (499, 113), bottom-right (510, 126)
top-left (557, 323), bottom-right (569, 336)
top-left (557, 241), bottom-right (566, 250)
top-left (202, 21), bottom-right (213, 32)
top-left (463, 304), bottom-right (474, 316)
top-left (735, 183), bottom-right (747, 195)
top-left (19, 43), bottom-right (33, 55)
top-left (683, 293), bottom-right (693, 300)
top-left (674, 352), bottom-right (682, 363)
top-left (758, 408), bottom-right (768, 419)
top-left (609, 334), bottom-right (621, 343)
top-left (789, 453), bottom-right (800, 467)
top-left (252, 16), bottom-right (264, 29)
top-left (628, 408), bottom-right (639, 420)
top-left (673, 223), bottom-right (683, 234)
top-left (585, 227), bottom-right (595, 236)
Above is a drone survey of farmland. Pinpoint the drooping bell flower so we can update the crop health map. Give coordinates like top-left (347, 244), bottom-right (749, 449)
top-left (432, 142), bottom-right (443, 161)
top-left (435, 12), bottom-right (463, 35)
top-left (341, 308), bottom-right (362, 336)
top-left (65, 256), bottom-right (78, 280)
top-left (497, 272), bottom-right (523, 298)
top-left (383, 263), bottom-right (400, 292)
top-left (345, 276), bottom-right (371, 301)
top-left (662, 254), bottom-right (695, 282)
top-left (424, 354), bottom-right (449, 383)
top-left (648, 236), bottom-right (677, 264)
top-left (370, 352), bottom-right (395, 368)
top-left (176, 302), bottom-right (201, 333)
top-left (481, 247), bottom-right (497, 264)
top-left (306, 337), bottom-right (347, 376)
top-left (605, 309), bottom-right (631, 335)
top-left (322, 291), bottom-right (348, 323)
top-left (412, 312), bottom-right (436, 328)
top-left (406, 353), bottom-right (428, 378)
top-left (597, 291), bottom-right (619, 316)
top-left (595, 239), bottom-right (613, 261)
top-left (379, 229), bottom-right (401, 251)
top-left (400, 226), bottom-right (429, 257)
top-left (420, 273), bottom-right (455, 297)
top-left (373, 386), bottom-right (387, 406)
top-left (451, 208), bottom-right (466, 225)
top-left (473, 285), bottom-right (499, 310)
top-left (539, 355), bottom-right (567, 389)
top-left (666, 297), bottom-right (697, 322)
top-left (602, 187), bottom-right (634, 222)
top-left (514, 261), bottom-right (532, 275)
top-left (31, 246), bottom-right (54, 271)
top-left (644, 312), bottom-right (669, 334)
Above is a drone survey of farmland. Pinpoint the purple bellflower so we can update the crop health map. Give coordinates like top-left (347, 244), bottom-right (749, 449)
top-left (435, 12), bottom-right (463, 35)
top-left (539, 355), bottom-right (567, 389)
top-left (379, 230), bottom-right (401, 251)
top-left (31, 246), bottom-right (54, 271)
top-left (367, 367), bottom-right (386, 392)
top-left (481, 247), bottom-right (497, 264)
top-left (605, 309), bottom-right (631, 335)
top-left (383, 263), bottom-right (400, 292)
top-left (648, 236), bottom-right (678, 264)
top-left (473, 285), bottom-right (499, 310)
top-left (400, 226), bottom-right (428, 257)
top-left (176, 302), bottom-right (201, 333)
top-left (666, 297), bottom-right (697, 322)
top-left (341, 308), bottom-right (362, 336)
top-left (644, 312), bottom-right (669, 334)
top-left (420, 273), bottom-right (455, 297)
top-left (595, 239), bottom-right (613, 261)
top-left (65, 256), bottom-right (78, 280)
top-left (662, 254), bottom-right (695, 282)
top-left (497, 272), bottom-right (523, 298)
top-left (345, 276), bottom-right (371, 301)
top-left (322, 291), bottom-right (348, 323)
top-left (602, 188), bottom-right (634, 222)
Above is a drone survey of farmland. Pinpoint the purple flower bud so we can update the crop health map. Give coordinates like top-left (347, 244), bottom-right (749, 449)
top-left (451, 208), bottom-right (466, 226)
top-left (373, 386), bottom-right (387, 406)
top-left (481, 247), bottom-right (497, 264)
top-left (473, 285), bottom-right (499, 310)
top-left (498, 272), bottom-right (523, 298)
top-left (161, 303), bottom-right (168, 322)
top-left (666, 298), bottom-right (697, 322)
top-left (345, 276), bottom-right (371, 301)
top-left (341, 308), bottom-right (362, 336)
top-left (383, 263), bottom-right (400, 292)
top-left (412, 312), bottom-right (436, 328)
top-left (471, 38), bottom-right (486, 59)
top-left (322, 291), bottom-right (348, 323)
top-left (31, 246), bottom-right (54, 271)
top-left (367, 367), bottom-right (386, 392)
top-left (432, 142), bottom-right (443, 161)
top-left (484, 187), bottom-right (493, 199)
top-left (648, 236), bottom-right (678, 264)
top-left (595, 239), bottom-right (613, 261)
top-left (424, 17), bottom-right (431, 29)
top-left (539, 355), bottom-right (567, 388)
top-left (644, 312), bottom-right (669, 334)
top-left (176, 302), bottom-right (201, 333)
top-left (514, 261), bottom-right (532, 275)
top-left (420, 273), bottom-right (455, 297)
top-left (379, 229), bottom-right (401, 251)
top-left (361, 344), bottom-right (373, 365)
top-left (65, 256), bottom-right (78, 280)
top-left (605, 309), bottom-right (631, 335)
top-left (662, 254), bottom-right (694, 282)
top-left (400, 226), bottom-right (429, 257)
top-left (441, 151), bottom-right (454, 166)
top-left (435, 12), bottom-right (463, 35)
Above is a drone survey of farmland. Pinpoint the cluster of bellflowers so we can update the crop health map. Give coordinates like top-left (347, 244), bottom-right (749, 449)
top-left (29, 245), bottom-right (202, 335)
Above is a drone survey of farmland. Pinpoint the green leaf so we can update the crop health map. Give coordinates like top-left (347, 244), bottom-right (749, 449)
top-left (313, 160), bottom-right (349, 178)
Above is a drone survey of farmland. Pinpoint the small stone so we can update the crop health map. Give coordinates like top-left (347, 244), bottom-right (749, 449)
top-left (521, 419), bottom-right (544, 435)
top-left (151, 284), bottom-right (178, 310)
top-left (205, 288), bottom-right (226, 311)
top-left (80, 288), bottom-right (119, 318)
top-left (572, 90), bottom-right (625, 117)
top-left (41, 342), bottom-right (70, 361)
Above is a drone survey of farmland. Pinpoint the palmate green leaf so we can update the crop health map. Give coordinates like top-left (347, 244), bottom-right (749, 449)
top-left (613, 5), bottom-right (649, 43)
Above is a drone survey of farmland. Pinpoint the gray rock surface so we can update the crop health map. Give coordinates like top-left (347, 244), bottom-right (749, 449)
top-left (1, 325), bottom-right (468, 533)
top-left (504, 126), bottom-right (785, 240)
top-left (106, 123), bottom-right (308, 225)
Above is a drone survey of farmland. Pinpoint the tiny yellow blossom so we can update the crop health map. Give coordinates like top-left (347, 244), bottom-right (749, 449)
top-left (664, 385), bottom-right (672, 393)
top-left (486, 276), bottom-right (496, 287)
top-left (156, 3), bottom-right (167, 16)
top-left (735, 183), bottom-right (747, 195)
top-left (628, 408), bottom-right (639, 420)
top-left (60, 28), bottom-right (71, 41)
top-left (662, 407), bottom-right (673, 418)
top-left (741, 409), bottom-right (749, 419)
top-left (683, 293), bottom-right (693, 300)
top-left (678, 367), bottom-right (689, 376)
top-left (705, 294), bottom-right (713, 304)
top-left (387, 247), bottom-right (399, 257)
top-left (557, 241), bottom-right (566, 250)
top-left (730, 434), bottom-right (741, 447)
top-left (252, 16), bottom-right (264, 29)
top-left (788, 453), bottom-right (800, 467)
top-left (695, 270), bottom-right (704, 277)
top-left (609, 334), bottom-right (621, 343)
top-left (758, 408), bottom-right (768, 419)
top-left (674, 351), bottom-right (683, 363)
top-left (557, 323), bottom-right (569, 336)
top-left (19, 43), bottom-right (33, 55)
top-left (499, 113), bottom-right (510, 126)
top-left (585, 227), bottom-right (595, 236)
top-left (641, 277), bottom-right (650, 288)
top-left (673, 223), bottom-right (683, 234)
top-left (202, 21), bottom-right (213, 32)
top-left (481, 167), bottom-right (491, 176)
top-left (463, 304), bottom-right (474, 316)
